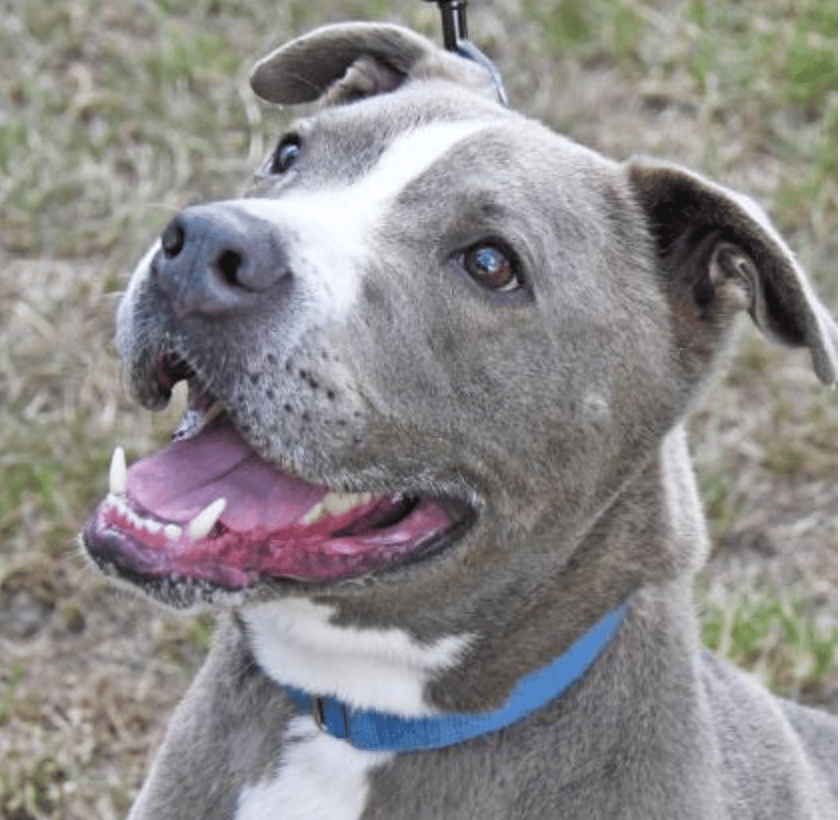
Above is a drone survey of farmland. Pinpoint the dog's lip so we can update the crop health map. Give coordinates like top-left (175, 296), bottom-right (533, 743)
top-left (82, 378), bottom-right (476, 592)
top-left (82, 489), bottom-right (466, 590)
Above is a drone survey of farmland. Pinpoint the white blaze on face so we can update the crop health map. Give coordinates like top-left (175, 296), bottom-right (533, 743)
top-left (235, 119), bottom-right (492, 318)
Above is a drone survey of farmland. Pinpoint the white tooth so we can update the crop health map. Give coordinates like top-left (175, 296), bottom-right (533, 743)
top-left (188, 497), bottom-right (226, 541)
top-left (109, 446), bottom-right (127, 496)
top-left (107, 494), bottom-right (128, 514)
top-left (164, 523), bottom-right (183, 540)
top-left (324, 491), bottom-right (373, 515)
top-left (300, 501), bottom-right (327, 526)
top-left (300, 492), bottom-right (373, 525)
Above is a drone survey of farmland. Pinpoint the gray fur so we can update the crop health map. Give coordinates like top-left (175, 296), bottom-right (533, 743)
top-left (94, 23), bottom-right (836, 819)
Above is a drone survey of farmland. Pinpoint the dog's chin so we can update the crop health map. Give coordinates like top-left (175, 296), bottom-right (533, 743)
top-left (81, 380), bottom-right (475, 610)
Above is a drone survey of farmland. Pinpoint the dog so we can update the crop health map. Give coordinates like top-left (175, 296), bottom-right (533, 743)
top-left (82, 22), bottom-right (838, 820)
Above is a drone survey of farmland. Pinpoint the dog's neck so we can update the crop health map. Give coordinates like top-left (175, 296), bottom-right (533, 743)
top-left (278, 603), bottom-right (626, 752)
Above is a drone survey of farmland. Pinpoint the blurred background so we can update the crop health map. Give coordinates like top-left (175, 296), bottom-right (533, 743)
top-left (0, 0), bottom-right (836, 816)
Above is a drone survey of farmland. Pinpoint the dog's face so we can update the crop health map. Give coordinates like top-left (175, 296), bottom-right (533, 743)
top-left (83, 25), bottom-right (835, 640)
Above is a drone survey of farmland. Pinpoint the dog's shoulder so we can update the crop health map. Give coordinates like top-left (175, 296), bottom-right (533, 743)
top-left (699, 651), bottom-right (837, 818)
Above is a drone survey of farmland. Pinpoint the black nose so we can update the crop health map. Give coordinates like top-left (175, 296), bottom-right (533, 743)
top-left (153, 203), bottom-right (288, 316)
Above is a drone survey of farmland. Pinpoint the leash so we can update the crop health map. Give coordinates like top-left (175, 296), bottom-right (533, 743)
top-left (420, 0), bottom-right (509, 106)
top-left (285, 602), bottom-right (627, 753)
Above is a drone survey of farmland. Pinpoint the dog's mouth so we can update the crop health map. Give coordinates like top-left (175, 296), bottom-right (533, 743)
top-left (83, 354), bottom-right (472, 597)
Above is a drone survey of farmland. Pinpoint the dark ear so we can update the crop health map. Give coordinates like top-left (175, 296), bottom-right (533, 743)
top-left (627, 159), bottom-right (837, 384)
top-left (250, 22), bottom-right (497, 107)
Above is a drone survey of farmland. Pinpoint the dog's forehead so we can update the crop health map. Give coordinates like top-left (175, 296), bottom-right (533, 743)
top-left (259, 81), bottom-right (512, 186)
top-left (235, 115), bottom-right (507, 320)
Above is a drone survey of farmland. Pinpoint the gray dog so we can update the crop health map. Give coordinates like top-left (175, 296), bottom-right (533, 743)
top-left (82, 23), bottom-right (837, 820)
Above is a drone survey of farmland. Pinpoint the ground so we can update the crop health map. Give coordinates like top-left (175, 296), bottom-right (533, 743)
top-left (0, 1), bottom-right (836, 817)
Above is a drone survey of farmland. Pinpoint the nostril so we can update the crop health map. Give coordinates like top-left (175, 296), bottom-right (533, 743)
top-left (153, 204), bottom-right (286, 314)
top-left (161, 219), bottom-right (186, 259)
top-left (217, 249), bottom-right (244, 287)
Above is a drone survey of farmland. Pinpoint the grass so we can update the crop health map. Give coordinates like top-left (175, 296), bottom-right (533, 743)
top-left (0, 0), bottom-right (835, 817)
top-left (700, 587), bottom-right (837, 704)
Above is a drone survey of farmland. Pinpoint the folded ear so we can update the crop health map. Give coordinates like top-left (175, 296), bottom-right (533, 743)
top-left (250, 22), bottom-right (497, 107)
top-left (627, 159), bottom-right (837, 384)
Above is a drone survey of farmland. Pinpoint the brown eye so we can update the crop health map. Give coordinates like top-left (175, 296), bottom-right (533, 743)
top-left (463, 244), bottom-right (519, 291)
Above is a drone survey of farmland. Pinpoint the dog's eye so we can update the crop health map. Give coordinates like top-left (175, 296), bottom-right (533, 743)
top-left (270, 135), bottom-right (301, 175)
top-left (463, 244), bottom-right (520, 292)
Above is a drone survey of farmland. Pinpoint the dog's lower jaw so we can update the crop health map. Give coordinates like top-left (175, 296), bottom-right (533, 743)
top-left (82, 410), bottom-right (479, 606)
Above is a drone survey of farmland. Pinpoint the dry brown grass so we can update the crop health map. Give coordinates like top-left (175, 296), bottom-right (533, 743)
top-left (1, 0), bottom-right (835, 816)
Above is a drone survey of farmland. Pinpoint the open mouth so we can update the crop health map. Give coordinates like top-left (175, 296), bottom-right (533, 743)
top-left (82, 355), bottom-right (472, 597)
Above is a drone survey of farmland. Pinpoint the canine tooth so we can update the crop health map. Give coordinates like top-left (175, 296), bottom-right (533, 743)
top-left (109, 446), bottom-right (127, 496)
top-left (188, 497), bottom-right (226, 541)
top-left (164, 523), bottom-right (183, 540)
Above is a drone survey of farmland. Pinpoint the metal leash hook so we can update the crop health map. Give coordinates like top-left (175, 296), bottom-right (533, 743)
top-left (420, 0), bottom-right (509, 106)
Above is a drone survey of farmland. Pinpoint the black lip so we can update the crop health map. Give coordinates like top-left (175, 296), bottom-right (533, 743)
top-left (400, 496), bottom-right (477, 565)
top-left (86, 544), bottom-right (240, 610)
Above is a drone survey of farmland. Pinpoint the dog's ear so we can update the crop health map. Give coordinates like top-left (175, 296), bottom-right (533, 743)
top-left (250, 22), bottom-right (497, 107)
top-left (627, 159), bottom-right (837, 384)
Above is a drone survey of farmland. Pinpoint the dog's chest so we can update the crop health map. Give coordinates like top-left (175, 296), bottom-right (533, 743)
top-left (235, 716), bottom-right (393, 820)
top-left (233, 599), bottom-right (473, 818)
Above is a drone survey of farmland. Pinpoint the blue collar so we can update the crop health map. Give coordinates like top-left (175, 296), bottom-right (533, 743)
top-left (284, 603), bottom-right (627, 753)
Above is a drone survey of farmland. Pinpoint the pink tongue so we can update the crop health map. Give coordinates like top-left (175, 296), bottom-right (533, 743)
top-left (126, 420), bottom-right (326, 532)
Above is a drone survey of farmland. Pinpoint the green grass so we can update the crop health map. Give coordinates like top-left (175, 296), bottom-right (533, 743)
top-left (522, 0), bottom-right (646, 70)
top-left (701, 588), bottom-right (837, 702)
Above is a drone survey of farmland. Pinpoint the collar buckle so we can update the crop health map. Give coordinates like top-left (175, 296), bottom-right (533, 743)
top-left (312, 696), bottom-right (349, 739)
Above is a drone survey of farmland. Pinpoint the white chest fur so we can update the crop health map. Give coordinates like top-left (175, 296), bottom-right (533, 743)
top-left (235, 715), bottom-right (393, 820)
top-left (239, 598), bottom-right (472, 715)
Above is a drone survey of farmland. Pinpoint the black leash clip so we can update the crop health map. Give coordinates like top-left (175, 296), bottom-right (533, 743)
top-left (420, 0), bottom-right (509, 106)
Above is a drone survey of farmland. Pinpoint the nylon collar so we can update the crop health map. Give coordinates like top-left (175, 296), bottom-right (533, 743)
top-left (284, 602), bottom-right (627, 753)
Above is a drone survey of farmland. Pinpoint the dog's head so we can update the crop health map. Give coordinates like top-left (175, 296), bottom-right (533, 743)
top-left (83, 24), bottom-right (835, 643)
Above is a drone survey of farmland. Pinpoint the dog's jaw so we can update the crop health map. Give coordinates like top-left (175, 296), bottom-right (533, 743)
top-left (83, 411), bottom-right (474, 605)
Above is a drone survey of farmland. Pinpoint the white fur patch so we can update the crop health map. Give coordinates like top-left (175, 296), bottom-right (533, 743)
top-left (235, 716), bottom-right (392, 820)
top-left (235, 119), bottom-right (491, 319)
top-left (240, 598), bottom-right (472, 716)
